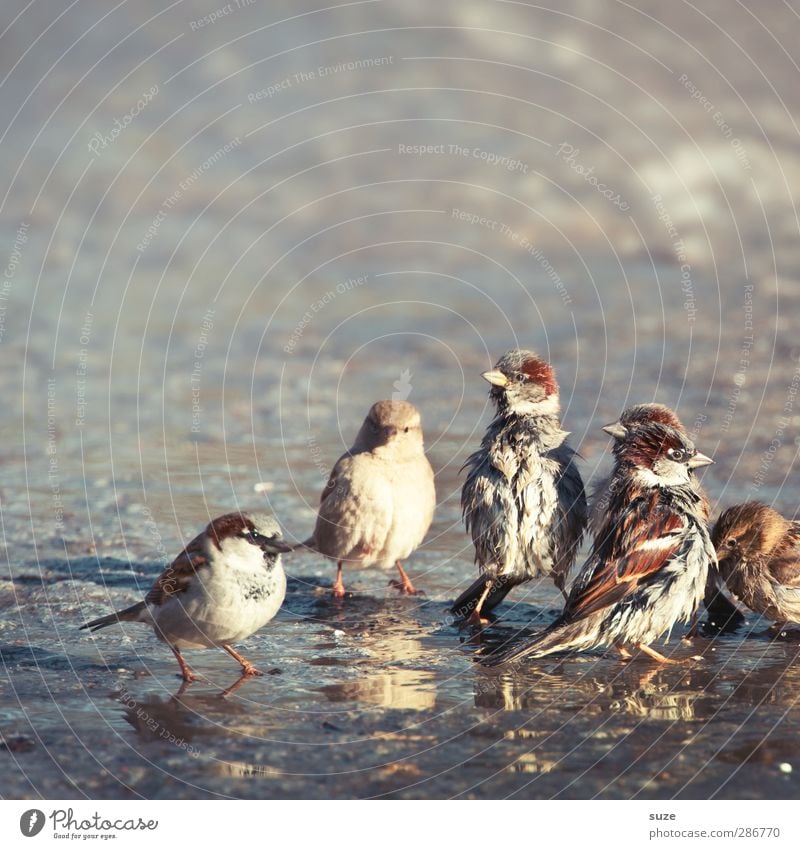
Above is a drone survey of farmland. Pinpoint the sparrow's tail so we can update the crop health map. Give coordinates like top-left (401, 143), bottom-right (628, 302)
top-left (480, 616), bottom-right (599, 667)
top-left (79, 601), bottom-right (147, 632)
top-left (451, 574), bottom-right (517, 619)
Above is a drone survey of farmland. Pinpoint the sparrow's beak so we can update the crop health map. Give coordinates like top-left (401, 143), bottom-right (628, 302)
top-left (482, 369), bottom-right (509, 388)
top-left (602, 422), bottom-right (628, 439)
top-left (688, 452), bottom-right (714, 469)
top-left (263, 538), bottom-right (294, 554)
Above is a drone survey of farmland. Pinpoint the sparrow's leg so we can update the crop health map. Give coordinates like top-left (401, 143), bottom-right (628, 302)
top-left (332, 562), bottom-right (346, 598)
top-left (390, 561), bottom-right (422, 595)
top-left (222, 644), bottom-right (263, 677)
top-left (466, 580), bottom-right (493, 625)
top-left (170, 645), bottom-right (199, 682)
top-left (634, 642), bottom-right (697, 665)
top-left (614, 640), bottom-right (633, 660)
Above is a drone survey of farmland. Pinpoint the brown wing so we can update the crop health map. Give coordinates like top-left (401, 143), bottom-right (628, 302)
top-left (767, 522), bottom-right (800, 587)
top-left (566, 497), bottom-right (686, 620)
top-left (145, 532), bottom-right (208, 607)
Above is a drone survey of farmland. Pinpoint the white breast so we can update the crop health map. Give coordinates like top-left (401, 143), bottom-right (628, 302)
top-left (151, 548), bottom-right (286, 650)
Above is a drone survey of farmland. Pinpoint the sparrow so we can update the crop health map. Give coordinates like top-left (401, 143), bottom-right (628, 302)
top-left (453, 349), bottom-right (587, 624)
top-left (711, 502), bottom-right (800, 628)
top-left (590, 403), bottom-right (711, 531)
top-left (483, 422), bottom-right (715, 666)
top-left (80, 512), bottom-right (291, 682)
top-left (593, 403), bottom-right (728, 634)
top-left (301, 399), bottom-right (436, 597)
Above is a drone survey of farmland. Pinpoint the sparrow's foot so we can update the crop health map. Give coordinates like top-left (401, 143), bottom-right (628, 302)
top-left (465, 610), bottom-right (491, 626)
top-left (222, 645), bottom-right (263, 677)
top-left (389, 577), bottom-right (424, 595)
top-left (170, 646), bottom-right (200, 682)
top-left (462, 579), bottom-right (494, 623)
top-left (614, 641), bottom-right (633, 660)
top-left (634, 642), bottom-right (698, 665)
top-left (390, 562), bottom-right (423, 595)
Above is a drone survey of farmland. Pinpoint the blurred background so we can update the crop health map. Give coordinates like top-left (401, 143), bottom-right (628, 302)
top-left (2, 0), bottom-right (800, 800)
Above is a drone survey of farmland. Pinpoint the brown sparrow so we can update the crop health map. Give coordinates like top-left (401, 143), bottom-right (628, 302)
top-left (454, 350), bottom-right (586, 623)
top-left (301, 400), bottom-right (436, 597)
top-left (711, 502), bottom-right (800, 628)
top-left (592, 403), bottom-right (722, 633)
top-left (80, 512), bottom-right (291, 682)
top-left (484, 422), bottom-right (715, 666)
top-left (592, 403), bottom-right (710, 529)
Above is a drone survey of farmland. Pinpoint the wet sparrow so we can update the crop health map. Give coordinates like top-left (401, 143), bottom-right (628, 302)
top-left (483, 422), bottom-right (715, 665)
top-left (591, 403), bottom-right (711, 531)
top-left (454, 350), bottom-right (587, 624)
top-left (711, 502), bottom-right (800, 628)
top-left (593, 403), bottom-right (728, 633)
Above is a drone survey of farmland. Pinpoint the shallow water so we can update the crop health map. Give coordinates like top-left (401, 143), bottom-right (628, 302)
top-left (2, 0), bottom-right (800, 799)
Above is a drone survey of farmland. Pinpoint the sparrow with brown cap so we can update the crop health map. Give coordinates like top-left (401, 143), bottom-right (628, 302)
top-left (81, 512), bottom-right (291, 682)
top-left (454, 349), bottom-right (587, 624)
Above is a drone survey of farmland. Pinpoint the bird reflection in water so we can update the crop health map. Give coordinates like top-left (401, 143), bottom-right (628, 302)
top-left (474, 637), bottom-right (800, 726)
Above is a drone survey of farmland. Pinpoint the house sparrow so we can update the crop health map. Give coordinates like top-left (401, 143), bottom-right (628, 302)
top-left (590, 403), bottom-right (710, 531)
top-left (453, 350), bottom-right (587, 624)
top-left (301, 399), bottom-right (436, 597)
top-left (711, 502), bottom-right (800, 628)
top-left (80, 512), bottom-right (291, 682)
top-left (483, 422), bottom-right (715, 666)
top-left (593, 403), bottom-right (729, 634)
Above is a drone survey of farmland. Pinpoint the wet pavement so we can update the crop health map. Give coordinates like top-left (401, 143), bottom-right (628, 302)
top-left (3, 558), bottom-right (800, 798)
top-left (2, 0), bottom-right (800, 799)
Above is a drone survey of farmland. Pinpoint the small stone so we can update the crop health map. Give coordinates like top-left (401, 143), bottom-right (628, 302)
top-left (779, 762), bottom-right (792, 774)
top-left (254, 482), bottom-right (274, 493)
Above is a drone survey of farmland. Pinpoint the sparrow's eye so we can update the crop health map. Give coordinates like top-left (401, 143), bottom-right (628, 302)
top-left (404, 426), bottom-right (409, 433)
top-left (726, 537), bottom-right (738, 548)
top-left (667, 448), bottom-right (685, 462)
